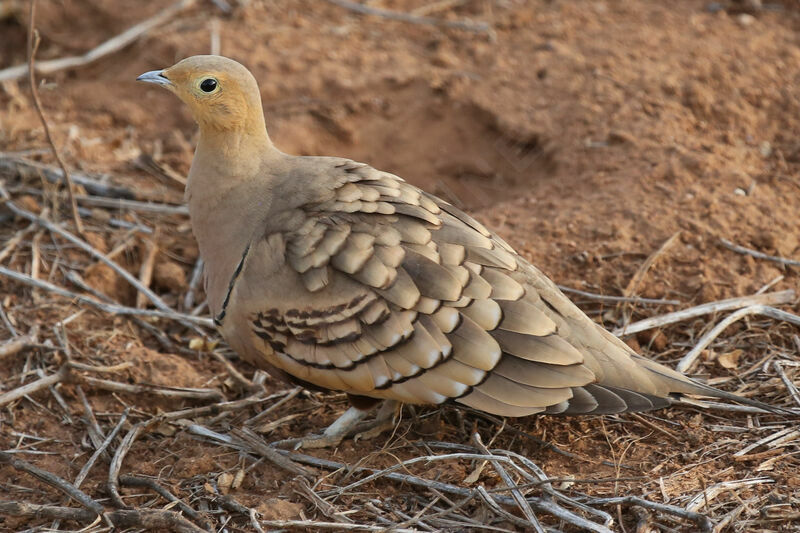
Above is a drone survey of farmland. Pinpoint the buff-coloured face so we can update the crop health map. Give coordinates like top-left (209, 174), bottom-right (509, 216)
top-left (137, 55), bottom-right (257, 131)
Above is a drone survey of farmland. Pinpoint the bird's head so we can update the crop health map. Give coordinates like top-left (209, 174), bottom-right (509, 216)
top-left (137, 55), bottom-right (265, 133)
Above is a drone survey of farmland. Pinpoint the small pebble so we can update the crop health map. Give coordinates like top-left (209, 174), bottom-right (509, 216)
top-left (737, 13), bottom-right (756, 26)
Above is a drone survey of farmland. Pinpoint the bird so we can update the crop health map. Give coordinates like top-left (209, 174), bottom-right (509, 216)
top-left (137, 55), bottom-right (786, 447)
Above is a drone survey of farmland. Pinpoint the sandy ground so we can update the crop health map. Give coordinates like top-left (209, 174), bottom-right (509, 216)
top-left (1, 0), bottom-right (799, 531)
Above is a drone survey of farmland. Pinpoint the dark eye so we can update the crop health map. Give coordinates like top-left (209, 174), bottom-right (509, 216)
top-left (200, 78), bottom-right (217, 93)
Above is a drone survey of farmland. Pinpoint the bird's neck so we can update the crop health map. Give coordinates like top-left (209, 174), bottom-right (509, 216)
top-left (195, 122), bottom-right (276, 176)
top-left (186, 122), bottom-right (281, 316)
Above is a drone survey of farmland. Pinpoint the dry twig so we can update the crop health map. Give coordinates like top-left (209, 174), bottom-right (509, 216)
top-left (612, 289), bottom-right (795, 336)
top-left (0, 265), bottom-right (213, 327)
top-left (230, 427), bottom-right (314, 477)
top-left (73, 194), bottom-right (188, 215)
top-left (411, 0), bottom-right (469, 16)
top-left (0, 500), bottom-right (96, 522)
top-left (684, 477), bottom-right (774, 514)
top-left (0, 155), bottom-right (135, 199)
top-left (676, 305), bottom-right (800, 372)
top-left (187, 424), bottom-right (313, 477)
top-left (79, 375), bottom-right (224, 401)
top-left (254, 519), bottom-right (420, 531)
top-left (0, 500), bottom-right (205, 532)
top-left (773, 361), bottom-right (800, 407)
top-left (156, 389), bottom-right (275, 421)
top-left (0, 327), bottom-right (37, 361)
top-left (324, 0), bottom-right (490, 33)
top-left (75, 385), bottom-right (106, 451)
top-left (0, 221), bottom-right (35, 265)
top-left (105, 509), bottom-right (208, 533)
top-left (0, 451), bottom-right (103, 514)
top-left (136, 232), bottom-right (159, 309)
top-left (587, 496), bottom-right (713, 532)
top-left (623, 231), bottom-right (681, 300)
top-left (558, 285), bottom-right (680, 306)
top-left (210, 350), bottom-right (254, 389)
top-left (0, 364), bottom-right (68, 408)
top-left (720, 238), bottom-right (800, 268)
top-left (0, 186), bottom-right (185, 317)
top-left (244, 386), bottom-right (302, 426)
top-left (0, 0), bottom-right (197, 82)
top-left (73, 409), bottom-right (129, 489)
top-left (286, 448), bottom-right (614, 532)
top-left (108, 422), bottom-right (144, 509)
top-left (473, 433), bottom-right (543, 531)
top-left (64, 270), bottom-right (182, 351)
top-left (120, 475), bottom-right (212, 530)
top-left (26, 0), bottom-right (83, 235)
top-left (184, 257), bottom-right (205, 310)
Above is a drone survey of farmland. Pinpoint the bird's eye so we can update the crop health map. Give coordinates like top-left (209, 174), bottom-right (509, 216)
top-left (199, 78), bottom-right (218, 93)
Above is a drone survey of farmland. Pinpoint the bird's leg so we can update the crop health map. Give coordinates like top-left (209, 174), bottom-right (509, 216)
top-left (272, 400), bottom-right (400, 449)
top-left (353, 400), bottom-right (401, 442)
top-left (294, 405), bottom-right (369, 449)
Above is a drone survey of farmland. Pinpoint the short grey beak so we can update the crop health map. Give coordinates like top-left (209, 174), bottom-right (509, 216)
top-left (136, 70), bottom-right (172, 87)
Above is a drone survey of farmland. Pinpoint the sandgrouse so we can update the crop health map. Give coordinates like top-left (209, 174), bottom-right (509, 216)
top-left (138, 56), bottom-right (782, 447)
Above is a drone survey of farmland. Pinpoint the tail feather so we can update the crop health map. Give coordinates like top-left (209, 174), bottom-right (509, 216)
top-left (635, 356), bottom-right (796, 416)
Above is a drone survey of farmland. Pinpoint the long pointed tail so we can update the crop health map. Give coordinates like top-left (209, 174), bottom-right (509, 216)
top-left (636, 356), bottom-right (797, 416)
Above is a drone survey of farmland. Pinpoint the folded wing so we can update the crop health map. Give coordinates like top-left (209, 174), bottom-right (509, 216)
top-left (227, 160), bottom-right (706, 416)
